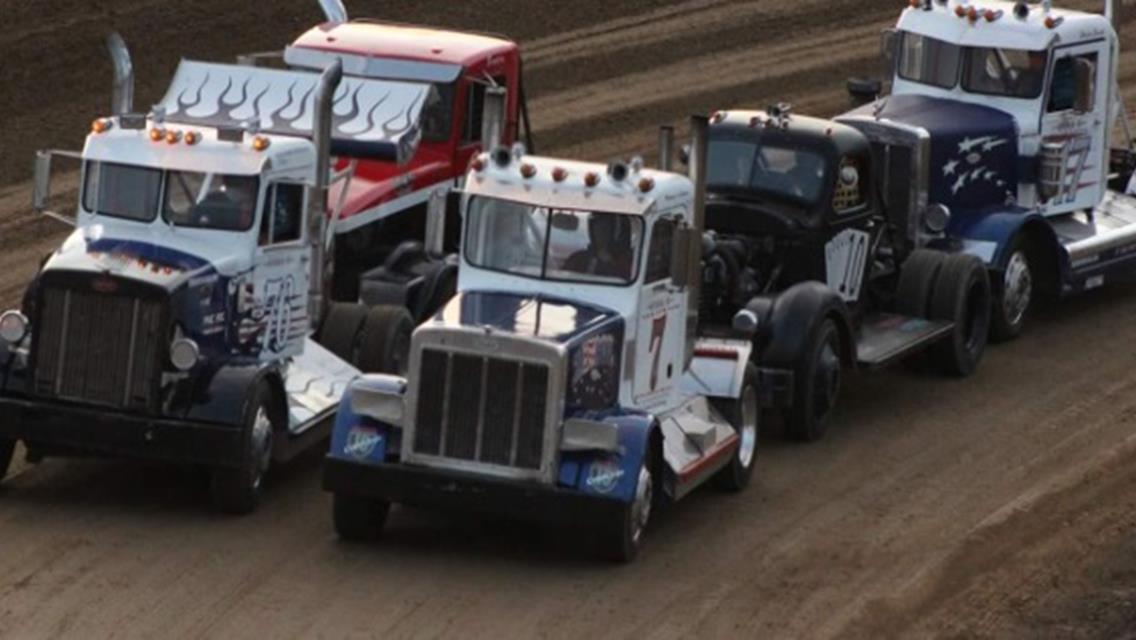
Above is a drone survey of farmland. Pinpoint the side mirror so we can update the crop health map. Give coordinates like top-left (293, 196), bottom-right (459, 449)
top-left (1073, 57), bottom-right (1096, 113)
top-left (847, 78), bottom-right (882, 108)
top-left (424, 189), bottom-right (448, 258)
top-left (669, 226), bottom-right (701, 288)
top-left (880, 29), bottom-right (899, 72)
top-left (678, 144), bottom-right (691, 167)
top-left (32, 150), bottom-right (81, 226)
top-left (444, 190), bottom-right (462, 253)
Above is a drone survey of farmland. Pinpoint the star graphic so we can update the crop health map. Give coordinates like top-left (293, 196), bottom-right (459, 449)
top-left (943, 159), bottom-right (960, 177)
top-left (959, 136), bottom-right (996, 154)
top-left (982, 138), bottom-right (1008, 152)
top-left (952, 174), bottom-right (968, 195)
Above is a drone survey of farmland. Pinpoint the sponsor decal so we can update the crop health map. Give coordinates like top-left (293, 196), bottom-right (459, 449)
top-left (585, 456), bottom-right (625, 494)
top-left (344, 426), bottom-right (383, 460)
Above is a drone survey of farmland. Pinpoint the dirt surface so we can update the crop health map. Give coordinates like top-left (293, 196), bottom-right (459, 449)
top-left (3, 1), bottom-right (1136, 638)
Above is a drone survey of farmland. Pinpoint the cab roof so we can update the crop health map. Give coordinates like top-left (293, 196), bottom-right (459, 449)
top-left (711, 110), bottom-right (869, 157)
top-left (897, 0), bottom-right (1114, 51)
top-left (290, 21), bottom-right (517, 68)
top-left (463, 153), bottom-right (693, 216)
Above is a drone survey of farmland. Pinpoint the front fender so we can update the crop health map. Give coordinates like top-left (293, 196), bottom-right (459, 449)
top-left (181, 362), bottom-right (280, 427)
top-left (758, 281), bottom-right (854, 370)
top-left (947, 207), bottom-right (1059, 270)
top-left (558, 411), bottom-right (656, 504)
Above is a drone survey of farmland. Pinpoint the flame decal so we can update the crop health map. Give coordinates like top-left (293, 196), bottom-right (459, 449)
top-left (263, 81), bottom-right (299, 130)
top-left (176, 72), bottom-right (210, 114)
top-left (381, 92), bottom-right (425, 140)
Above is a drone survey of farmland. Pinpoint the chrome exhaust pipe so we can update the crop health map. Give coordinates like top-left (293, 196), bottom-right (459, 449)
top-left (319, 0), bottom-right (349, 24)
top-left (685, 115), bottom-right (709, 364)
top-left (107, 32), bottom-right (134, 116)
top-left (308, 60), bottom-right (344, 327)
top-left (659, 126), bottom-right (675, 171)
top-left (481, 86), bottom-right (507, 150)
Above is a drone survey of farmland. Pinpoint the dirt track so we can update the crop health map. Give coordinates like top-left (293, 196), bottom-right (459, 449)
top-left (3, 1), bottom-right (1136, 637)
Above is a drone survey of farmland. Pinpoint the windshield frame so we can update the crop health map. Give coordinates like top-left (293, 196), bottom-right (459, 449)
top-left (706, 137), bottom-right (833, 210)
top-left (961, 46), bottom-right (1048, 99)
top-left (897, 32), bottom-right (962, 90)
top-left (463, 195), bottom-right (646, 288)
top-left (81, 161), bottom-right (163, 223)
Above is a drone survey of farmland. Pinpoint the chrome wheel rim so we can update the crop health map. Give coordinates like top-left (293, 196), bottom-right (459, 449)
top-left (630, 465), bottom-right (653, 546)
top-left (250, 407), bottom-right (273, 490)
top-left (738, 386), bottom-right (758, 469)
top-left (1002, 250), bottom-right (1032, 328)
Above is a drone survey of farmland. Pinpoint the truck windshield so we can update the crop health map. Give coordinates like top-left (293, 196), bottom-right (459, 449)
top-left (898, 32), bottom-right (961, 89)
top-left (465, 197), bottom-right (643, 285)
top-left (82, 162), bottom-right (162, 222)
top-left (962, 47), bottom-right (1047, 98)
top-left (707, 140), bottom-right (828, 206)
top-left (163, 171), bottom-right (260, 231)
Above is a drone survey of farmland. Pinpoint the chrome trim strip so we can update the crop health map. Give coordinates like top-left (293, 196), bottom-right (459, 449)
top-left (473, 357), bottom-right (488, 461)
top-left (54, 291), bottom-right (71, 396)
top-left (122, 298), bottom-right (141, 406)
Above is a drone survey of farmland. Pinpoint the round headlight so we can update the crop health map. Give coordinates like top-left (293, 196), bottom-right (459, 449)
top-left (0, 311), bottom-right (29, 343)
top-left (170, 338), bottom-right (200, 371)
top-left (923, 203), bottom-right (951, 234)
top-left (732, 309), bottom-right (760, 337)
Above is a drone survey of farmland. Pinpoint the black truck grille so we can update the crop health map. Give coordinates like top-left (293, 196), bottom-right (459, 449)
top-left (32, 284), bottom-right (165, 410)
top-left (412, 348), bottom-right (550, 470)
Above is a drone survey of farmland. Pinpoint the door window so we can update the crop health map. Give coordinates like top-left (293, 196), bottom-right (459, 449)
top-left (462, 76), bottom-right (507, 144)
top-left (645, 218), bottom-right (676, 283)
top-left (1048, 53), bottom-right (1098, 113)
top-left (259, 183), bottom-right (304, 246)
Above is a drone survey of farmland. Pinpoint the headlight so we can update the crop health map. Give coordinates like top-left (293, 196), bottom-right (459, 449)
top-left (169, 338), bottom-right (200, 371)
top-left (0, 310), bottom-right (29, 343)
top-left (348, 375), bottom-right (407, 427)
top-left (923, 203), bottom-right (951, 234)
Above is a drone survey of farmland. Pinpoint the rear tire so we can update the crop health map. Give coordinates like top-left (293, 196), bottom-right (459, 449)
top-left (333, 493), bottom-right (391, 542)
top-left (596, 459), bottom-right (653, 563)
top-left (210, 382), bottom-right (277, 515)
top-left (0, 438), bottom-right (15, 483)
top-left (712, 364), bottom-right (760, 492)
top-left (895, 249), bottom-right (948, 317)
top-left (990, 236), bottom-right (1034, 343)
top-left (928, 254), bottom-right (991, 377)
top-left (356, 306), bottom-right (414, 375)
top-left (318, 302), bottom-right (369, 363)
top-left (785, 319), bottom-right (843, 443)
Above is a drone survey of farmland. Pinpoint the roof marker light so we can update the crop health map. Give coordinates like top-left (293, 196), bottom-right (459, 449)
top-left (552, 167), bottom-right (568, 182)
top-left (165, 130), bottom-right (182, 145)
top-left (149, 127), bottom-right (165, 142)
top-left (638, 177), bottom-right (655, 193)
top-left (470, 155), bottom-right (486, 172)
top-left (749, 116), bottom-right (762, 128)
top-left (966, 5), bottom-right (979, 22)
top-left (91, 118), bottom-right (113, 134)
top-left (183, 131), bottom-right (200, 146)
top-left (584, 172), bottom-right (600, 188)
top-left (520, 163), bottom-right (537, 179)
top-left (955, 5), bottom-right (967, 17)
top-left (984, 9), bottom-right (1002, 21)
top-left (1045, 14), bottom-right (1064, 28)
top-left (252, 135), bottom-right (271, 152)
top-left (711, 111), bottom-right (726, 124)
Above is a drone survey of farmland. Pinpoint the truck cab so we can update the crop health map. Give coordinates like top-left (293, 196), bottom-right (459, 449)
top-left (284, 19), bottom-right (529, 301)
top-left (323, 120), bottom-right (762, 562)
top-left (0, 45), bottom-right (414, 513)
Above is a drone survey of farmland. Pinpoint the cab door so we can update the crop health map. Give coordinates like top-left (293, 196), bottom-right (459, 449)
top-left (1040, 41), bottom-right (1109, 213)
top-left (250, 181), bottom-right (309, 360)
top-left (632, 216), bottom-right (687, 410)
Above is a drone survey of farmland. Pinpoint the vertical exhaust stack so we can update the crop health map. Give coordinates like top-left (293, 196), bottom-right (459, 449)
top-left (481, 86), bottom-right (507, 150)
top-left (685, 115), bottom-right (710, 363)
top-left (107, 33), bottom-right (134, 116)
top-left (319, 0), bottom-right (349, 24)
top-left (308, 60), bottom-right (344, 328)
top-left (659, 126), bottom-right (674, 172)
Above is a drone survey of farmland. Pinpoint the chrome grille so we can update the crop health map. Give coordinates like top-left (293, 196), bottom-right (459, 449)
top-left (32, 284), bottom-right (165, 410)
top-left (411, 347), bottom-right (552, 472)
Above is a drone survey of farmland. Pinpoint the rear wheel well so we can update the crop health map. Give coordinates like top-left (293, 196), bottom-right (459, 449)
top-left (1013, 222), bottom-right (1060, 299)
top-left (827, 309), bottom-right (857, 370)
top-left (260, 371), bottom-right (289, 435)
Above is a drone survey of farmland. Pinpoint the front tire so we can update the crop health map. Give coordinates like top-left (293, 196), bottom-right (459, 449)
top-left (928, 254), bottom-right (992, 377)
top-left (785, 319), bottom-right (843, 442)
top-left (333, 493), bottom-right (391, 542)
top-left (356, 306), bottom-right (413, 375)
top-left (991, 238), bottom-right (1034, 343)
top-left (597, 460), bottom-right (654, 563)
top-left (210, 382), bottom-right (277, 515)
top-left (712, 364), bottom-right (760, 492)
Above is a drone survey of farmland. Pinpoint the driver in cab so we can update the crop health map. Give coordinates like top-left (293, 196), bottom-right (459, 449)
top-left (563, 214), bottom-right (634, 280)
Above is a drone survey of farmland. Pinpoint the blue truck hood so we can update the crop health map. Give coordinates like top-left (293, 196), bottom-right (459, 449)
top-left (873, 94), bottom-right (1019, 211)
top-left (435, 291), bottom-right (622, 345)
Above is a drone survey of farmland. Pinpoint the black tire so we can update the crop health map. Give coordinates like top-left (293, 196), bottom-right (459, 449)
top-left (895, 249), bottom-right (948, 317)
top-left (712, 363), bottom-right (760, 492)
top-left (333, 493), bottom-right (391, 542)
top-left (0, 438), bottom-right (15, 483)
top-left (596, 456), bottom-right (654, 563)
top-left (318, 302), bottom-right (368, 363)
top-left (928, 254), bottom-right (992, 377)
top-left (356, 305), bottom-right (414, 375)
top-left (785, 319), bottom-right (843, 443)
top-left (210, 381), bottom-right (277, 515)
top-left (990, 235), bottom-right (1034, 343)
